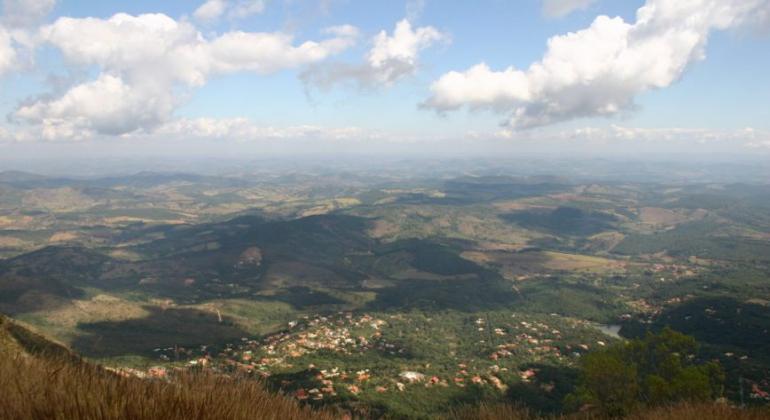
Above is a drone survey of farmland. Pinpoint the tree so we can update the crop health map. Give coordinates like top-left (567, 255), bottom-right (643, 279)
top-left (567, 347), bottom-right (639, 416)
top-left (567, 328), bottom-right (724, 416)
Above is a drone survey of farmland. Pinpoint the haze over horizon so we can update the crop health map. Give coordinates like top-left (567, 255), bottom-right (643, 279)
top-left (0, 0), bottom-right (769, 161)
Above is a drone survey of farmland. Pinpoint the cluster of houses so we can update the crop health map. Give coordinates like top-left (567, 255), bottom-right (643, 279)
top-left (650, 262), bottom-right (697, 279)
top-left (484, 316), bottom-right (609, 362)
top-left (252, 313), bottom-right (392, 361)
top-left (153, 312), bottom-right (397, 372)
top-left (130, 311), bottom-right (617, 404)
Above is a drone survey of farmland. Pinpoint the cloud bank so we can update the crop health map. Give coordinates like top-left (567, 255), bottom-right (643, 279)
top-left (153, 117), bottom-right (386, 143)
top-left (13, 13), bottom-right (358, 140)
top-left (423, 0), bottom-right (770, 129)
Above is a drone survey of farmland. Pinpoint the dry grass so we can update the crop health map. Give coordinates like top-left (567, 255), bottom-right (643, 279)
top-left (0, 314), bottom-right (335, 420)
top-left (627, 403), bottom-right (770, 419)
top-left (492, 200), bottom-right (553, 212)
top-left (34, 294), bottom-right (150, 329)
top-left (460, 250), bottom-right (628, 281)
top-left (450, 404), bottom-right (536, 420)
top-left (48, 231), bottom-right (80, 243)
top-left (21, 187), bottom-right (96, 211)
top-left (638, 207), bottom-right (690, 226)
top-left (3, 315), bottom-right (768, 420)
top-left (299, 198), bottom-right (362, 217)
top-left (0, 353), bottom-right (335, 420)
top-left (541, 252), bottom-right (626, 273)
top-left (368, 219), bottom-right (400, 239)
top-left (585, 232), bottom-right (626, 253)
top-left (0, 235), bottom-right (30, 248)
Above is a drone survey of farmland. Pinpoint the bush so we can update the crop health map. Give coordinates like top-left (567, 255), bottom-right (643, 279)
top-left (567, 328), bottom-right (724, 417)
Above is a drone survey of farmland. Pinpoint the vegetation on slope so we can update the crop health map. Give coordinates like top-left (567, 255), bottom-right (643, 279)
top-left (0, 313), bottom-right (72, 358)
top-left (566, 328), bottom-right (724, 416)
top-left (2, 314), bottom-right (769, 419)
top-left (450, 402), bottom-right (770, 420)
top-left (0, 315), bottom-right (332, 420)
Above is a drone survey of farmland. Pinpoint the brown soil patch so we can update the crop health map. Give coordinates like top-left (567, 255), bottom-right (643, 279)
top-left (49, 231), bottom-right (79, 243)
top-left (368, 219), bottom-right (400, 239)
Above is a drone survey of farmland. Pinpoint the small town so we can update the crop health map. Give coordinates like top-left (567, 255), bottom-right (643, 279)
top-left (100, 306), bottom-right (769, 410)
top-left (103, 311), bottom-right (635, 402)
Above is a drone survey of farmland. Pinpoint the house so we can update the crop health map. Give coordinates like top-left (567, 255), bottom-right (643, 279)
top-left (399, 371), bottom-right (425, 383)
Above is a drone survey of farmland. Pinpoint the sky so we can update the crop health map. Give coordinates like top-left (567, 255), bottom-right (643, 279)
top-left (0, 0), bottom-right (769, 162)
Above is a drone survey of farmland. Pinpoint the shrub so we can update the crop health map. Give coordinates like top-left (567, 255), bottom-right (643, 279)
top-left (567, 328), bottom-right (724, 417)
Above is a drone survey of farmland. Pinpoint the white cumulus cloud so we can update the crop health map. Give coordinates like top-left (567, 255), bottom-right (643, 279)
top-left (0, 0), bottom-right (57, 76)
top-left (368, 19), bottom-right (446, 84)
top-left (14, 12), bottom-right (358, 139)
top-left (229, 0), bottom-right (266, 19)
top-left (423, 0), bottom-right (770, 130)
top-left (193, 0), bottom-right (265, 22)
top-left (193, 0), bottom-right (226, 21)
top-left (0, 26), bottom-right (16, 76)
top-left (303, 18), bottom-right (447, 89)
top-left (15, 74), bottom-right (177, 140)
top-left (1, 0), bottom-right (56, 28)
top-left (542, 0), bottom-right (597, 18)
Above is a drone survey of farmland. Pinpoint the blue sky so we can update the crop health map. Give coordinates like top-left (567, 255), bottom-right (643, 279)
top-left (0, 0), bottom-right (769, 158)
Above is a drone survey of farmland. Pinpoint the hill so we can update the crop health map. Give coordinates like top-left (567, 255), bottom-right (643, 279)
top-left (0, 313), bottom-right (72, 358)
top-left (0, 314), bottom-right (332, 420)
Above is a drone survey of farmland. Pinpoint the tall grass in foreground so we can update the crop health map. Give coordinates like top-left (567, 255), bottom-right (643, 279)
top-left (0, 353), bottom-right (335, 420)
top-left (624, 403), bottom-right (770, 420)
top-left (2, 352), bottom-right (769, 420)
top-left (1, 312), bottom-right (768, 420)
